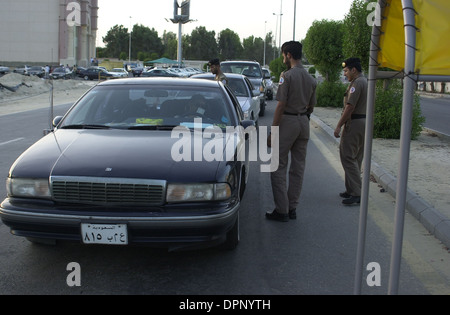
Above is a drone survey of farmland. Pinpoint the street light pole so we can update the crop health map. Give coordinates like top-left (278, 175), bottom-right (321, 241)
top-left (279, 0), bottom-right (283, 49)
top-left (293, 0), bottom-right (296, 40)
top-left (128, 16), bottom-right (132, 64)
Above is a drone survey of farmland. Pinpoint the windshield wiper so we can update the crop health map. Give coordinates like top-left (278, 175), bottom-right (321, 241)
top-left (60, 124), bottom-right (111, 129)
top-left (128, 125), bottom-right (178, 130)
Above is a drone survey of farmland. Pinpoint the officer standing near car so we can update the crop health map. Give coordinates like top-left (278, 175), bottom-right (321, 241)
top-left (208, 59), bottom-right (228, 85)
top-left (334, 57), bottom-right (368, 206)
top-left (266, 41), bottom-right (317, 222)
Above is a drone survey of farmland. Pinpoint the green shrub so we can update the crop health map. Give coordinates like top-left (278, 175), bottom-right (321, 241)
top-left (316, 80), bottom-right (347, 107)
top-left (374, 80), bottom-right (425, 139)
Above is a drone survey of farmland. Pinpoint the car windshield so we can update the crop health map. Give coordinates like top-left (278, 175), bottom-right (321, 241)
top-left (221, 63), bottom-right (262, 78)
top-left (60, 84), bottom-right (235, 130)
top-left (228, 78), bottom-right (249, 97)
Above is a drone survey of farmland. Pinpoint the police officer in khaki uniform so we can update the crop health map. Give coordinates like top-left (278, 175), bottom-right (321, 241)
top-left (334, 57), bottom-right (368, 205)
top-left (208, 58), bottom-right (228, 85)
top-left (266, 41), bottom-right (317, 222)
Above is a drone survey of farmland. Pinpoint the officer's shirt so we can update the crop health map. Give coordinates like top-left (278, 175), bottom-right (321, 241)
top-left (344, 75), bottom-right (368, 115)
top-left (276, 64), bottom-right (317, 114)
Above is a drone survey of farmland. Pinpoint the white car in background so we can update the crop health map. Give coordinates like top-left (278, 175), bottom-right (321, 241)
top-left (192, 73), bottom-right (260, 125)
top-left (109, 68), bottom-right (129, 78)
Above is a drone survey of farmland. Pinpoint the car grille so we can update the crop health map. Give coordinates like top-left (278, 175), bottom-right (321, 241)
top-left (50, 176), bottom-right (166, 206)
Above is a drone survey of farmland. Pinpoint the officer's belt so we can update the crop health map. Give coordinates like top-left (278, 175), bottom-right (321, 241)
top-left (351, 114), bottom-right (366, 119)
top-left (284, 111), bottom-right (308, 116)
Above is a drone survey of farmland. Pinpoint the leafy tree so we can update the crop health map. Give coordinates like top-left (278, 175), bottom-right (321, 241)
top-left (242, 36), bottom-right (264, 64)
top-left (188, 27), bottom-right (218, 60)
top-left (161, 31), bottom-right (178, 60)
top-left (303, 19), bottom-right (344, 82)
top-left (131, 25), bottom-right (163, 60)
top-left (269, 55), bottom-right (286, 83)
top-left (102, 25), bottom-right (129, 59)
top-left (343, 0), bottom-right (372, 73)
top-left (218, 29), bottom-right (243, 60)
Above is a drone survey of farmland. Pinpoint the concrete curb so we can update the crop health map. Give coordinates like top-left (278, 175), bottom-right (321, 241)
top-left (310, 114), bottom-right (450, 249)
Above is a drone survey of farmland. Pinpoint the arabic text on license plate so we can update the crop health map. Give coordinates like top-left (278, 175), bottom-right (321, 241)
top-left (81, 224), bottom-right (128, 245)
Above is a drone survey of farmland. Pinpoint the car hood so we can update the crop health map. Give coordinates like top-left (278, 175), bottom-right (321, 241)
top-left (237, 96), bottom-right (250, 112)
top-left (10, 129), bottom-right (239, 183)
top-left (247, 77), bottom-right (262, 89)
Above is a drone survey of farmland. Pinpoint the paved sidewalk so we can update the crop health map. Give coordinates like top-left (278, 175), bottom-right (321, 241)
top-left (310, 107), bottom-right (450, 249)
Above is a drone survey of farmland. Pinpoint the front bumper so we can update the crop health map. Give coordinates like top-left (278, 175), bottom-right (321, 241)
top-left (0, 198), bottom-right (239, 247)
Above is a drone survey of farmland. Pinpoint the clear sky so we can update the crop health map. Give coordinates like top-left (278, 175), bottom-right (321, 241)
top-left (96, 0), bottom-right (356, 48)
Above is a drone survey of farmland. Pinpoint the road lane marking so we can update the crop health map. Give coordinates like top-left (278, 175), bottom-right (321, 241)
top-left (0, 138), bottom-right (25, 146)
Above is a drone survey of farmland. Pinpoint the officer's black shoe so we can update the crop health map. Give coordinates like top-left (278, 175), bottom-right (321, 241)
top-left (339, 191), bottom-right (352, 198)
top-left (342, 196), bottom-right (361, 205)
top-left (289, 209), bottom-right (297, 220)
top-left (266, 209), bottom-right (289, 222)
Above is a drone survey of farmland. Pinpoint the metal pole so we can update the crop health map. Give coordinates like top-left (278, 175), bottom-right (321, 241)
top-left (353, 0), bottom-right (384, 295)
top-left (388, 0), bottom-right (417, 295)
top-left (128, 16), bottom-right (132, 64)
top-left (279, 0), bottom-right (283, 49)
top-left (293, 0), bottom-right (296, 40)
top-left (178, 22), bottom-right (182, 67)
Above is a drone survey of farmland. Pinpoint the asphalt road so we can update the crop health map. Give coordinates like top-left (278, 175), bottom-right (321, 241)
top-left (420, 96), bottom-right (450, 136)
top-left (0, 99), bottom-right (449, 297)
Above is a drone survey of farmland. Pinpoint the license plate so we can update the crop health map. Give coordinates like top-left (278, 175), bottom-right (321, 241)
top-left (81, 224), bottom-right (128, 245)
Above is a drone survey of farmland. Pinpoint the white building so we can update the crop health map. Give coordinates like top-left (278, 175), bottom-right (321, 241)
top-left (0, 0), bottom-right (98, 67)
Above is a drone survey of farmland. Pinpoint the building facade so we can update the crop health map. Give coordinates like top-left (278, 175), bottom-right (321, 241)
top-left (0, 0), bottom-right (98, 67)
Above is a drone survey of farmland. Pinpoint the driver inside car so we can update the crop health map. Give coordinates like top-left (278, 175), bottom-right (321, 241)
top-left (180, 94), bottom-right (207, 118)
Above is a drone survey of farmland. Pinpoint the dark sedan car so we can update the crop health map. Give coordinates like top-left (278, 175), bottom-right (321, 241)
top-left (1, 78), bottom-right (254, 250)
top-left (50, 67), bottom-right (72, 79)
top-left (28, 66), bottom-right (45, 78)
top-left (81, 67), bottom-right (114, 80)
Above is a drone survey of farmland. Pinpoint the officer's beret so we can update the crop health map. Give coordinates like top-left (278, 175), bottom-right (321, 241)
top-left (208, 58), bottom-right (220, 66)
top-left (342, 57), bottom-right (361, 69)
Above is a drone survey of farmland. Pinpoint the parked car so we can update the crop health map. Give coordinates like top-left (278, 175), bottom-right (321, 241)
top-left (81, 67), bottom-right (114, 80)
top-left (0, 65), bottom-right (10, 75)
top-left (131, 66), bottom-right (144, 77)
top-left (0, 77), bottom-right (255, 250)
top-left (13, 65), bottom-right (31, 75)
top-left (192, 73), bottom-right (260, 125)
top-left (141, 68), bottom-right (179, 77)
top-left (50, 67), bottom-right (72, 79)
top-left (262, 68), bottom-right (274, 100)
top-left (28, 66), bottom-right (45, 78)
top-left (221, 60), bottom-right (269, 116)
top-left (74, 66), bottom-right (87, 78)
top-left (109, 68), bottom-right (129, 78)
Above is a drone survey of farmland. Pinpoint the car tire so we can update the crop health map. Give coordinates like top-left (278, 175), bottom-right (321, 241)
top-left (84, 75), bottom-right (89, 81)
top-left (223, 213), bottom-right (239, 250)
top-left (259, 101), bottom-right (266, 117)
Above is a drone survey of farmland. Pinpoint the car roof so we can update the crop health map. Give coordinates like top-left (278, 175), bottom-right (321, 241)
top-left (192, 73), bottom-right (246, 80)
top-left (221, 60), bottom-right (261, 65)
top-left (97, 77), bottom-right (222, 88)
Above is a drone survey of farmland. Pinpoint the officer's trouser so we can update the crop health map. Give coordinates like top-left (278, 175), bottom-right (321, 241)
top-left (339, 118), bottom-right (365, 197)
top-left (270, 114), bottom-right (309, 214)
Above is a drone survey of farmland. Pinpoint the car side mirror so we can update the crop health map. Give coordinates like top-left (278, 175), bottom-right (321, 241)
top-left (53, 116), bottom-right (63, 127)
top-left (240, 119), bottom-right (256, 140)
top-left (252, 89), bottom-right (260, 97)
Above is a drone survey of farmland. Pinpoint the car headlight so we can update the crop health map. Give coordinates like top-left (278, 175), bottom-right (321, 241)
top-left (6, 178), bottom-right (51, 199)
top-left (166, 183), bottom-right (231, 203)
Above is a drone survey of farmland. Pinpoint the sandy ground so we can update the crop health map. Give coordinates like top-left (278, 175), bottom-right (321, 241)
top-left (312, 106), bottom-right (450, 220)
top-left (0, 75), bottom-right (448, 221)
top-left (0, 73), bottom-right (96, 115)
